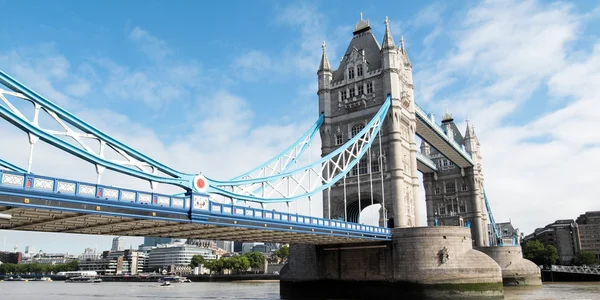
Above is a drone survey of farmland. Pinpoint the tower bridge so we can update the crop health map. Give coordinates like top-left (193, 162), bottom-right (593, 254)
top-left (0, 13), bottom-right (540, 299)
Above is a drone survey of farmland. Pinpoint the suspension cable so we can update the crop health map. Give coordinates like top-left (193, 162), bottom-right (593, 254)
top-left (368, 147), bottom-right (374, 226)
top-left (343, 156), bottom-right (347, 222)
top-left (378, 130), bottom-right (386, 228)
top-left (327, 162), bottom-right (331, 220)
top-left (357, 159), bottom-right (362, 224)
top-left (308, 142), bottom-right (312, 217)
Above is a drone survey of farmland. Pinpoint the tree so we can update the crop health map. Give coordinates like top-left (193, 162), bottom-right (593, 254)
top-left (243, 252), bottom-right (265, 272)
top-left (523, 240), bottom-right (546, 265)
top-left (572, 251), bottom-right (598, 266)
top-left (543, 245), bottom-right (559, 266)
top-left (190, 255), bottom-right (205, 268)
top-left (232, 256), bottom-right (250, 273)
top-left (274, 246), bottom-right (289, 262)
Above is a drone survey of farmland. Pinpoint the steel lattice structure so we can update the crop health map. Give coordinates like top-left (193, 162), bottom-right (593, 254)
top-left (0, 69), bottom-right (390, 204)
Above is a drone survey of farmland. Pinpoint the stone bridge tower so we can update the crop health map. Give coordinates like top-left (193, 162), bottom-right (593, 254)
top-left (421, 114), bottom-right (489, 247)
top-left (318, 14), bottom-right (420, 228)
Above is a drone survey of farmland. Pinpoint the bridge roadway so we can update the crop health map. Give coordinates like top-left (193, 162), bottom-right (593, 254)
top-left (0, 170), bottom-right (390, 244)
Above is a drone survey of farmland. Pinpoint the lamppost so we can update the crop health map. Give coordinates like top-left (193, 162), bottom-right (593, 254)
top-left (0, 213), bottom-right (11, 220)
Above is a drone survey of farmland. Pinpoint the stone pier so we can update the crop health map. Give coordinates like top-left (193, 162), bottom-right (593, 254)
top-left (476, 246), bottom-right (542, 286)
top-left (281, 227), bottom-right (504, 299)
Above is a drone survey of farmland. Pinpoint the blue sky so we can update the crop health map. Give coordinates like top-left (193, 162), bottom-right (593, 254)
top-left (1, 0), bottom-right (600, 254)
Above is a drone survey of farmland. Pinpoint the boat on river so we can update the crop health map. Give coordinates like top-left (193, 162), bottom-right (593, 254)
top-left (65, 276), bottom-right (102, 283)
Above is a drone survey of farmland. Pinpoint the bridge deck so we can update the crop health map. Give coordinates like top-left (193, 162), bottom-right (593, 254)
top-left (415, 105), bottom-right (474, 169)
top-left (0, 170), bottom-right (390, 244)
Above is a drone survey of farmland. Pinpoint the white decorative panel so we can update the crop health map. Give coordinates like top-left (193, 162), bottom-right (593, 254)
top-left (138, 193), bottom-right (151, 204)
top-left (121, 191), bottom-right (135, 201)
top-left (104, 188), bottom-right (118, 199)
top-left (79, 185), bottom-right (95, 196)
top-left (172, 198), bottom-right (184, 208)
top-left (33, 178), bottom-right (53, 190)
top-left (2, 173), bottom-right (24, 186)
top-left (57, 182), bottom-right (76, 193)
top-left (157, 196), bottom-right (170, 206)
top-left (192, 195), bottom-right (209, 210)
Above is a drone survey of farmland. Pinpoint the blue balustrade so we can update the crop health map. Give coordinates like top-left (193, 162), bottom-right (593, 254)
top-left (0, 169), bottom-right (391, 238)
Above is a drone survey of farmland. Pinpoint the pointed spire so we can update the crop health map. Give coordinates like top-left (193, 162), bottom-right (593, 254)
top-left (400, 35), bottom-right (411, 66)
top-left (354, 12), bottom-right (371, 34)
top-left (441, 109), bottom-right (454, 123)
top-left (382, 16), bottom-right (396, 49)
top-left (319, 41), bottom-right (331, 72)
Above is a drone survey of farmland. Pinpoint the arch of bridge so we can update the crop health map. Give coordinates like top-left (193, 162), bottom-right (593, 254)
top-left (344, 192), bottom-right (383, 223)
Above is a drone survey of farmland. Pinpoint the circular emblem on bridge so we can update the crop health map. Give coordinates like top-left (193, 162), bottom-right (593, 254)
top-left (193, 174), bottom-right (208, 193)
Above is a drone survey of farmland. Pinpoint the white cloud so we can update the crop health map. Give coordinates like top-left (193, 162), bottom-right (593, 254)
top-left (417, 0), bottom-right (600, 234)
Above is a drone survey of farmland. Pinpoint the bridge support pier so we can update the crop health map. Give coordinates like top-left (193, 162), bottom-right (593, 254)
top-left (475, 246), bottom-right (542, 286)
top-left (281, 227), bottom-right (504, 299)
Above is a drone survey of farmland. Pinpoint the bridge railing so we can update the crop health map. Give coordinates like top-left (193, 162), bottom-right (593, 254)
top-left (413, 103), bottom-right (474, 165)
top-left (0, 170), bottom-right (391, 237)
top-left (550, 265), bottom-right (600, 275)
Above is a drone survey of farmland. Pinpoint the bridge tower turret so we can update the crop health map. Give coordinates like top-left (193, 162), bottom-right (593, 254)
top-left (422, 114), bottom-right (489, 247)
top-left (317, 14), bottom-right (419, 227)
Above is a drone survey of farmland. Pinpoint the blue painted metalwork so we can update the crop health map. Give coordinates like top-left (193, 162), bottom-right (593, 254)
top-left (0, 158), bottom-right (27, 173)
top-left (484, 189), bottom-right (502, 246)
top-left (414, 103), bottom-right (474, 166)
top-left (0, 169), bottom-right (391, 239)
top-left (208, 96), bottom-right (391, 203)
top-left (231, 114), bottom-right (324, 180)
top-left (0, 70), bottom-right (195, 188)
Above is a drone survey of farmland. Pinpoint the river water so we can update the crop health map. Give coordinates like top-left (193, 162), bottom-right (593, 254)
top-left (0, 281), bottom-right (598, 299)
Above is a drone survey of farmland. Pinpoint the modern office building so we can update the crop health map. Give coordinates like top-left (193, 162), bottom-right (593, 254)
top-left (523, 219), bottom-right (581, 264)
top-left (146, 244), bottom-right (216, 273)
top-left (143, 237), bottom-right (174, 247)
top-left (111, 236), bottom-right (125, 251)
top-left (576, 211), bottom-right (600, 261)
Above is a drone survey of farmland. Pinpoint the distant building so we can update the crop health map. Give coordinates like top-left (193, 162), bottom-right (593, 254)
top-left (215, 241), bottom-right (233, 253)
top-left (21, 252), bottom-right (77, 265)
top-left (143, 237), bottom-right (174, 247)
top-left (523, 219), bottom-right (581, 264)
top-left (487, 221), bottom-right (521, 246)
top-left (233, 241), bottom-right (243, 253)
top-left (576, 211), bottom-right (600, 261)
top-left (147, 244), bottom-right (216, 274)
top-left (79, 249), bottom-right (146, 275)
top-left (0, 251), bottom-right (21, 264)
top-left (111, 237), bottom-right (125, 252)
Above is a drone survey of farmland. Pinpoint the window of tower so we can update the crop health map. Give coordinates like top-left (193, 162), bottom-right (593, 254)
top-left (335, 134), bottom-right (343, 145)
top-left (459, 205), bottom-right (466, 213)
top-left (445, 182), bottom-right (456, 193)
top-left (435, 187), bottom-right (440, 195)
top-left (351, 123), bottom-right (365, 137)
top-left (461, 184), bottom-right (468, 191)
top-left (358, 84), bottom-right (364, 95)
top-left (439, 207), bottom-right (446, 215)
top-left (367, 82), bottom-right (373, 94)
top-left (348, 67), bottom-right (355, 80)
top-left (341, 90), bottom-right (347, 100)
top-left (357, 65), bottom-right (363, 77)
top-left (371, 159), bottom-right (380, 173)
top-left (442, 160), bottom-right (449, 167)
top-left (349, 87), bottom-right (355, 98)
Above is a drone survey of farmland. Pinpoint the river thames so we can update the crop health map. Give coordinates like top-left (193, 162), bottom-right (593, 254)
top-left (0, 281), bottom-right (599, 299)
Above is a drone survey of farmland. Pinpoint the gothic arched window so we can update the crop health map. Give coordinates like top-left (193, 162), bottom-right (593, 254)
top-left (357, 65), bottom-right (363, 77)
top-left (348, 67), bottom-right (355, 80)
top-left (445, 182), bottom-right (456, 193)
top-left (351, 123), bottom-right (364, 137)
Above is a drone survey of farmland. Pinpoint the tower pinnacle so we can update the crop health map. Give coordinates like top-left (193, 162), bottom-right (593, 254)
top-left (382, 16), bottom-right (396, 49)
top-left (353, 12), bottom-right (371, 34)
top-left (318, 41), bottom-right (332, 72)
